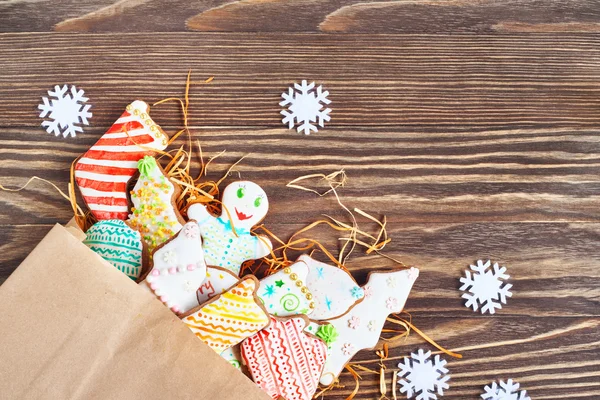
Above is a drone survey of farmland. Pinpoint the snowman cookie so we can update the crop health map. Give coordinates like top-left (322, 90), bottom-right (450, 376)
top-left (127, 156), bottom-right (185, 252)
top-left (300, 254), bottom-right (365, 320)
top-left (257, 262), bottom-right (314, 317)
top-left (83, 219), bottom-right (147, 280)
top-left (196, 266), bottom-right (239, 306)
top-left (317, 267), bottom-right (419, 386)
top-left (181, 276), bottom-right (270, 353)
top-left (187, 181), bottom-right (272, 275)
top-left (144, 221), bottom-right (207, 314)
top-left (241, 315), bottom-right (327, 400)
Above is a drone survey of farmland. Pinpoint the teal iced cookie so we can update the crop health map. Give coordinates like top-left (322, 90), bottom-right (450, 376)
top-left (83, 219), bottom-right (145, 280)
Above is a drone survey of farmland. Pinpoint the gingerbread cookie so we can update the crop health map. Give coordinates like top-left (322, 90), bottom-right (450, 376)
top-left (127, 156), bottom-right (185, 252)
top-left (83, 219), bottom-right (146, 280)
top-left (257, 262), bottom-right (314, 317)
top-left (220, 346), bottom-right (243, 370)
top-left (196, 266), bottom-right (239, 306)
top-left (317, 267), bottom-right (419, 386)
top-left (187, 181), bottom-right (272, 275)
top-left (181, 276), bottom-right (270, 353)
top-left (300, 254), bottom-right (365, 320)
top-left (75, 100), bottom-right (168, 221)
top-left (241, 315), bottom-right (327, 400)
top-left (144, 221), bottom-right (207, 314)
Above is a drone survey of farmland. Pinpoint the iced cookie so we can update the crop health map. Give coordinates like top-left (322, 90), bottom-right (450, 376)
top-left (187, 181), bottom-right (272, 275)
top-left (127, 156), bottom-right (185, 252)
top-left (181, 276), bottom-right (270, 353)
top-left (220, 346), bottom-right (243, 370)
top-left (241, 316), bottom-right (327, 400)
top-left (144, 221), bottom-right (207, 314)
top-left (83, 219), bottom-right (146, 280)
top-left (300, 254), bottom-right (365, 320)
top-left (257, 262), bottom-right (314, 317)
top-left (196, 266), bottom-right (239, 306)
top-left (318, 267), bottom-right (419, 386)
top-left (75, 100), bottom-right (169, 221)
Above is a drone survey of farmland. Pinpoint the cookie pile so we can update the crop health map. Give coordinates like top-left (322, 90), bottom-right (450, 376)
top-left (75, 101), bottom-right (419, 400)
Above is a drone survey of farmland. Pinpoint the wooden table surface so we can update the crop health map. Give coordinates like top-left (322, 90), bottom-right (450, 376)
top-left (1, 2), bottom-right (600, 399)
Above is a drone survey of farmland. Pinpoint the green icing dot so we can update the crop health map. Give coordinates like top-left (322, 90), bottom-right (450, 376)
top-left (138, 156), bottom-right (157, 177)
top-left (316, 324), bottom-right (339, 346)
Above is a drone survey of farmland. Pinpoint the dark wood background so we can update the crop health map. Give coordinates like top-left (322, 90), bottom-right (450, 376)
top-left (1, 1), bottom-right (600, 399)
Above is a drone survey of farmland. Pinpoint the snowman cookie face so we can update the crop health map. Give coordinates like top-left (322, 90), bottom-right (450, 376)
top-left (221, 181), bottom-right (269, 230)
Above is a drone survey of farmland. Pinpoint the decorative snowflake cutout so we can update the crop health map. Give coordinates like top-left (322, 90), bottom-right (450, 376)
top-left (459, 260), bottom-right (513, 314)
top-left (280, 80), bottom-right (331, 135)
top-left (397, 349), bottom-right (450, 400)
top-left (38, 84), bottom-right (92, 138)
top-left (481, 379), bottom-right (530, 400)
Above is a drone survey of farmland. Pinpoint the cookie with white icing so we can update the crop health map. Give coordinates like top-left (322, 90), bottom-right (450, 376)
top-left (127, 156), bottom-right (185, 252)
top-left (317, 267), bottom-right (419, 386)
top-left (83, 219), bottom-right (147, 280)
top-left (187, 181), bottom-right (272, 276)
top-left (300, 254), bottom-right (364, 320)
top-left (196, 266), bottom-right (239, 306)
top-left (144, 221), bottom-right (207, 314)
top-left (257, 262), bottom-right (314, 317)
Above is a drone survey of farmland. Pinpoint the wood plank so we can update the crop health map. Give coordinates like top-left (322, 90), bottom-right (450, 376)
top-left (2, 0), bottom-right (600, 34)
top-left (2, 125), bottom-right (600, 225)
top-left (0, 34), bottom-right (599, 130)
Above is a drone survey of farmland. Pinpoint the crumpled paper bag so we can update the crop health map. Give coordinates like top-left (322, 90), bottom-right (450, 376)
top-left (0, 223), bottom-right (270, 400)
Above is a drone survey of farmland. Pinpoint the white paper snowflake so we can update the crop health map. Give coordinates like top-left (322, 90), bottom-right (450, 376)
top-left (280, 80), bottom-right (331, 135)
top-left (38, 84), bottom-right (92, 138)
top-left (459, 260), bottom-right (513, 314)
top-left (481, 379), bottom-right (530, 400)
top-left (397, 349), bottom-right (450, 400)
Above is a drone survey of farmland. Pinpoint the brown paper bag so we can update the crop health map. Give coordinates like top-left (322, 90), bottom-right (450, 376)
top-left (0, 223), bottom-right (270, 400)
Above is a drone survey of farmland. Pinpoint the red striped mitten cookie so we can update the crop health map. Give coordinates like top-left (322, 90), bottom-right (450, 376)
top-left (74, 100), bottom-right (169, 220)
top-left (241, 316), bottom-right (327, 400)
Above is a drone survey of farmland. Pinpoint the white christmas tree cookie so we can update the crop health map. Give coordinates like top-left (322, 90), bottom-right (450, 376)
top-left (127, 156), bottom-right (185, 252)
top-left (187, 181), bottom-right (272, 276)
top-left (144, 221), bottom-right (207, 314)
top-left (196, 266), bottom-right (239, 306)
top-left (257, 262), bottom-right (314, 317)
top-left (318, 267), bottom-right (419, 386)
top-left (300, 254), bottom-right (364, 321)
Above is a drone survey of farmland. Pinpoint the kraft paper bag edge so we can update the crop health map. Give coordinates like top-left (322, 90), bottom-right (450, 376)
top-left (0, 223), bottom-right (270, 400)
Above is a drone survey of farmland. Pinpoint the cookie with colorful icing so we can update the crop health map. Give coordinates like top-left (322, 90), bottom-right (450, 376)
top-left (143, 221), bottom-right (207, 314)
top-left (127, 156), bottom-right (185, 252)
top-left (75, 100), bottom-right (169, 221)
top-left (196, 266), bottom-right (239, 306)
top-left (241, 315), bottom-right (327, 400)
top-left (187, 181), bottom-right (272, 276)
top-left (220, 346), bottom-right (243, 371)
top-left (257, 262), bottom-right (314, 317)
top-left (317, 267), bottom-right (419, 386)
top-left (181, 276), bottom-right (270, 353)
top-left (300, 254), bottom-right (365, 320)
top-left (83, 219), bottom-right (147, 280)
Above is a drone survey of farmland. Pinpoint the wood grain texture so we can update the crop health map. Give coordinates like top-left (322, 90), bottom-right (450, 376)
top-left (0, 28), bottom-right (599, 400)
top-left (2, 0), bottom-right (600, 33)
